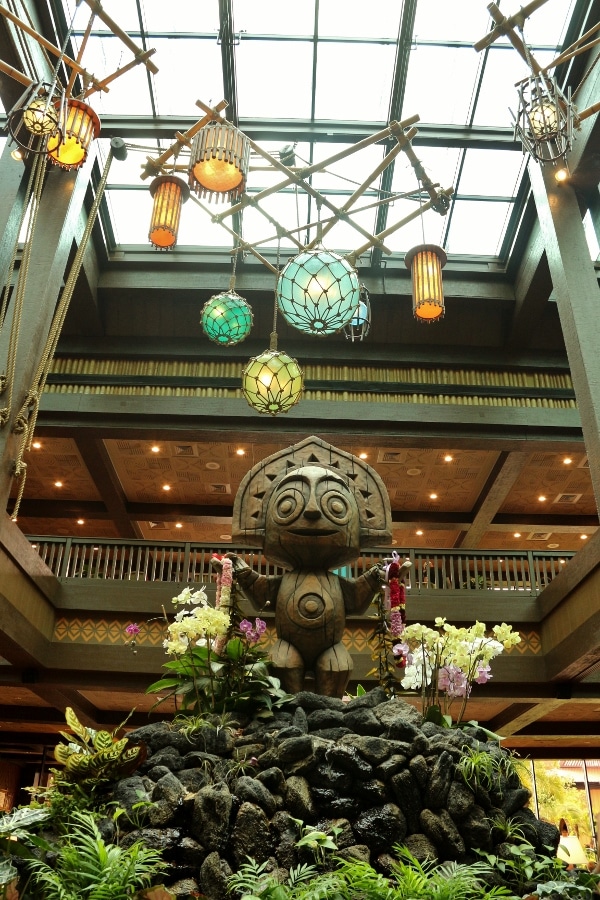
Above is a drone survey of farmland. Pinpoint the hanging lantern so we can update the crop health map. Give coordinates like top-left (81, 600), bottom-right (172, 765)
top-left (148, 175), bottom-right (190, 250)
top-left (7, 81), bottom-right (64, 154)
top-left (514, 74), bottom-right (574, 165)
top-left (241, 334), bottom-right (303, 416)
top-left (276, 248), bottom-right (360, 336)
top-left (344, 284), bottom-right (371, 341)
top-left (405, 244), bottom-right (447, 323)
top-left (188, 120), bottom-right (250, 203)
top-left (47, 99), bottom-right (101, 170)
top-left (201, 290), bottom-right (253, 345)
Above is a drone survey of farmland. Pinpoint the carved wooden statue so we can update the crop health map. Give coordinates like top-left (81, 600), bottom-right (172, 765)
top-left (227, 436), bottom-right (406, 697)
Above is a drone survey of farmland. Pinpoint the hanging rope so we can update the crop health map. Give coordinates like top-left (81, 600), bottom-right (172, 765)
top-left (9, 144), bottom-right (115, 520)
top-left (0, 148), bottom-right (48, 424)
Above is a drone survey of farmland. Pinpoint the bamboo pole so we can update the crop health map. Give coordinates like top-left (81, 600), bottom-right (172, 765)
top-left (542, 20), bottom-right (600, 72)
top-left (474, 0), bottom-right (549, 53)
top-left (480, 2), bottom-right (543, 73)
top-left (84, 48), bottom-right (157, 97)
top-left (543, 34), bottom-right (600, 75)
top-left (0, 3), bottom-right (107, 93)
top-left (0, 57), bottom-right (32, 87)
top-left (188, 195), bottom-right (279, 274)
top-left (82, 0), bottom-right (158, 74)
top-left (220, 115), bottom-right (420, 221)
top-left (66, 9), bottom-right (95, 96)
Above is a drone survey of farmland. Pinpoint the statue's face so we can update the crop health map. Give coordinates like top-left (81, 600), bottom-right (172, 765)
top-left (264, 465), bottom-right (360, 568)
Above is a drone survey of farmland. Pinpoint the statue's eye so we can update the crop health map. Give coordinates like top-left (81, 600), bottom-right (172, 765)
top-left (273, 488), bottom-right (305, 522)
top-left (321, 489), bottom-right (351, 524)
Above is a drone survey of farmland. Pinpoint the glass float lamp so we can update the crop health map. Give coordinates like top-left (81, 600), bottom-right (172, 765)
top-left (47, 99), bottom-right (100, 170)
top-left (405, 244), bottom-right (447, 323)
top-left (276, 247), bottom-right (360, 336)
top-left (514, 74), bottom-right (574, 165)
top-left (7, 81), bottom-right (65, 154)
top-left (201, 291), bottom-right (253, 346)
top-left (241, 332), bottom-right (303, 416)
top-left (148, 174), bottom-right (190, 250)
top-left (188, 120), bottom-right (250, 203)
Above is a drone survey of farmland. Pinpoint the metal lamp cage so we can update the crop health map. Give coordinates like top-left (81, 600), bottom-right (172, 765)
top-left (7, 81), bottom-right (65, 154)
top-left (514, 74), bottom-right (574, 165)
top-left (188, 120), bottom-right (250, 203)
top-left (201, 290), bottom-right (254, 346)
top-left (344, 284), bottom-right (371, 341)
top-left (47, 99), bottom-right (101, 170)
top-left (148, 174), bottom-right (190, 250)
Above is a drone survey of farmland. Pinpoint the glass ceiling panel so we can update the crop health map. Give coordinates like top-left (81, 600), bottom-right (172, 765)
top-left (458, 148), bottom-right (525, 197)
top-left (314, 43), bottom-right (395, 121)
top-left (445, 200), bottom-right (513, 256)
top-left (233, 0), bottom-right (315, 36)
top-left (412, 0), bottom-right (493, 43)
top-left (149, 38), bottom-right (224, 117)
top-left (242, 191), bottom-right (310, 251)
top-left (70, 34), bottom-right (152, 116)
top-left (381, 199), bottom-right (447, 254)
top-left (391, 146), bottom-right (462, 198)
top-left (520, 0), bottom-right (577, 46)
top-left (317, 0), bottom-right (401, 40)
top-left (236, 40), bottom-right (313, 119)
top-left (310, 143), bottom-right (388, 193)
top-left (141, 0), bottom-right (220, 33)
top-left (402, 46), bottom-right (482, 125)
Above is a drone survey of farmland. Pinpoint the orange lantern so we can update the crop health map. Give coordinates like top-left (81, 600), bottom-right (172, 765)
top-left (47, 99), bottom-right (100, 170)
top-left (148, 175), bottom-right (190, 250)
top-left (405, 244), bottom-right (447, 323)
top-left (188, 120), bottom-right (250, 203)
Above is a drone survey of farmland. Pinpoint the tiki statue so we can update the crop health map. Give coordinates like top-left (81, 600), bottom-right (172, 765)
top-left (227, 436), bottom-right (405, 697)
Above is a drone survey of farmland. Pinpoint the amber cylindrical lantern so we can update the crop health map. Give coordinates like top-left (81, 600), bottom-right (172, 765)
top-left (148, 175), bottom-right (190, 250)
top-left (188, 120), bottom-right (250, 203)
top-left (47, 99), bottom-right (101, 170)
top-left (405, 243), bottom-right (447, 323)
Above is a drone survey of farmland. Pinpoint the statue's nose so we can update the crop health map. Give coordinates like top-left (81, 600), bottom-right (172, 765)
top-left (303, 495), bottom-right (321, 520)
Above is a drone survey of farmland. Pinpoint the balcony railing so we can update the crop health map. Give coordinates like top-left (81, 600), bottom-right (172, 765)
top-left (27, 537), bottom-right (573, 597)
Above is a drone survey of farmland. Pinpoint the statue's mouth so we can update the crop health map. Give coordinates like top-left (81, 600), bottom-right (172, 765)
top-left (288, 527), bottom-right (339, 537)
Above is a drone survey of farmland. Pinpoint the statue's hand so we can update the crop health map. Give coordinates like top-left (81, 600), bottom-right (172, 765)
top-left (224, 552), bottom-right (250, 573)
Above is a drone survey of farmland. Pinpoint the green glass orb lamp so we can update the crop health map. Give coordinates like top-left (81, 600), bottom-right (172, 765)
top-left (241, 333), bottom-right (303, 416)
top-left (201, 290), bottom-right (254, 346)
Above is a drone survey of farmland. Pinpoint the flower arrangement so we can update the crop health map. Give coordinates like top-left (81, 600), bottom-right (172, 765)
top-left (393, 617), bottom-right (521, 726)
top-left (143, 556), bottom-right (291, 717)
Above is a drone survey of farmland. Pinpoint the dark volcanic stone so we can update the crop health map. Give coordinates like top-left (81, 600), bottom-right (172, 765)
top-left (404, 832), bottom-right (439, 862)
top-left (501, 786), bottom-right (532, 817)
top-left (294, 691), bottom-right (346, 711)
top-left (234, 775), bottom-right (277, 816)
top-left (354, 779), bottom-right (387, 805)
top-left (256, 767), bottom-right (286, 793)
top-left (460, 805), bottom-right (492, 850)
top-left (178, 767), bottom-right (210, 793)
top-left (277, 734), bottom-right (314, 763)
top-left (145, 745), bottom-right (183, 772)
top-left (342, 708), bottom-right (386, 736)
top-left (446, 780), bottom-right (475, 819)
top-left (326, 744), bottom-right (374, 779)
top-left (376, 754), bottom-right (407, 780)
top-left (285, 775), bottom-right (316, 821)
top-left (200, 852), bottom-right (232, 900)
top-left (344, 687), bottom-right (388, 709)
top-left (420, 808), bottom-right (465, 859)
top-left (232, 802), bottom-right (275, 865)
top-left (424, 750), bottom-right (454, 809)
top-left (311, 727), bottom-right (352, 740)
top-left (191, 783), bottom-right (233, 851)
top-left (293, 707), bottom-right (309, 733)
top-left (340, 735), bottom-right (391, 765)
top-left (353, 802), bottom-right (407, 850)
top-left (307, 709), bottom-right (346, 730)
top-left (409, 754), bottom-right (430, 790)
top-left (390, 769), bottom-right (422, 832)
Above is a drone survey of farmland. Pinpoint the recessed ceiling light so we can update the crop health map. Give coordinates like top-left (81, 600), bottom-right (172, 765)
top-left (547, 543), bottom-right (559, 549)
top-left (32, 441), bottom-right (42, 449)
top-left (236, 449), bottom-right (245, 456)
top-left (54, 481), bottom-right (63, 488)
top-left (162, 484), bottom-right (171, 491)
top-left (514, 532), bottom-right (521, 538)
top-left (206, 462), bottom-right (220, 470)
top-left (220, 534), bottom-right (232, 540)
top-left (538, 495), bottom-right (546, 502)
top-left (359, 452), bottom-right (368, 459)
top-left (560, 559), bottom-right (566, 564)
top-left (444, 454), bottom-right (453, 462)
top-left (175, 522), bottom-right (183, 528)
top-left (429, 493), bottom-right (438, 500)
top-left (581, 534), bottom-right (588, 540)
top-left (31, 544), bottom-right (37, 549)
top-left (416, 529), bottom-right (423, 536)
top-left (554, 167), bottom-right (569, 183)
top-left (407, 468), bottom-right (421, 476)
top-left (77, 519), bottom-right (84, 525)
top-left (151, 445), bottom-right (160, 453)
top-left (563, 457), bottom-right (573, 465)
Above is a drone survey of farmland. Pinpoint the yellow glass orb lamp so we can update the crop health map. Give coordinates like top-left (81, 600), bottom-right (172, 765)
top-left (47, 99), bottom-right (101, 170)
top-left (241, 334), bottom-right (303, 416)
top-left (148, 175), bottom-right (190, 250)
top-left (405, 243), bottom-right (447, 323)
top-left (188, 120), bottom-right (250, 203)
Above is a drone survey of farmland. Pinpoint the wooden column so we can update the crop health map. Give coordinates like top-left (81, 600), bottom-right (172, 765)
top-left (530, 159), bottom-right (600, 513)
top-left (0, 151), bottom-right (96, 512)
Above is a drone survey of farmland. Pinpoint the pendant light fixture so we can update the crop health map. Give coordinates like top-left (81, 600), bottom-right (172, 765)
top-left (148, 174), bottom-right (190, 250)
top-left (405, 244), bottom-right (447, 323)
top-left (242, 240), bottom-right (303, 415)
top-left (343, 284), bottom-right (371, 341)
top-left (47, 99), bottom-right (101, 170)
top-left (201, 238), bottom-right (253, 345)
top-left (7, 81), bottom-right (65, 155)
top-left (188, 119), bottom-right (250, 203)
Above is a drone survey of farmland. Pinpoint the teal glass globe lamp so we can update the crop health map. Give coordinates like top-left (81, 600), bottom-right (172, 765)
top-left (201, 290), bottom-right (253, 346)
top-left (276, 248), bottom-right (360, 336)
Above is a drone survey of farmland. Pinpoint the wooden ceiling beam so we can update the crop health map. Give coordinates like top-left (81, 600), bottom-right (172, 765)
top-left (455, 451), bottom-right (530, 549)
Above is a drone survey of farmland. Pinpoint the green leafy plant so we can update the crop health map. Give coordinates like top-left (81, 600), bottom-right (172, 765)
top-left (0, 806), bottom-right (53, 899)
top-left (531, 870), bottom-right (600, 899)
top-left (456, 745), bottom-right (524, 797)
top-left (228, 858), bottom-right (340, 900)
top-left (53, 707), bottom-right (145, 793)
top-left (291, 819), bottom-right (341, 867)
top-left (475, 842), bottom-right (566, 896)
top-left (488, 813), bottom-right (527, 844)
top-left (26, 810), bottom-right (166, 900)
